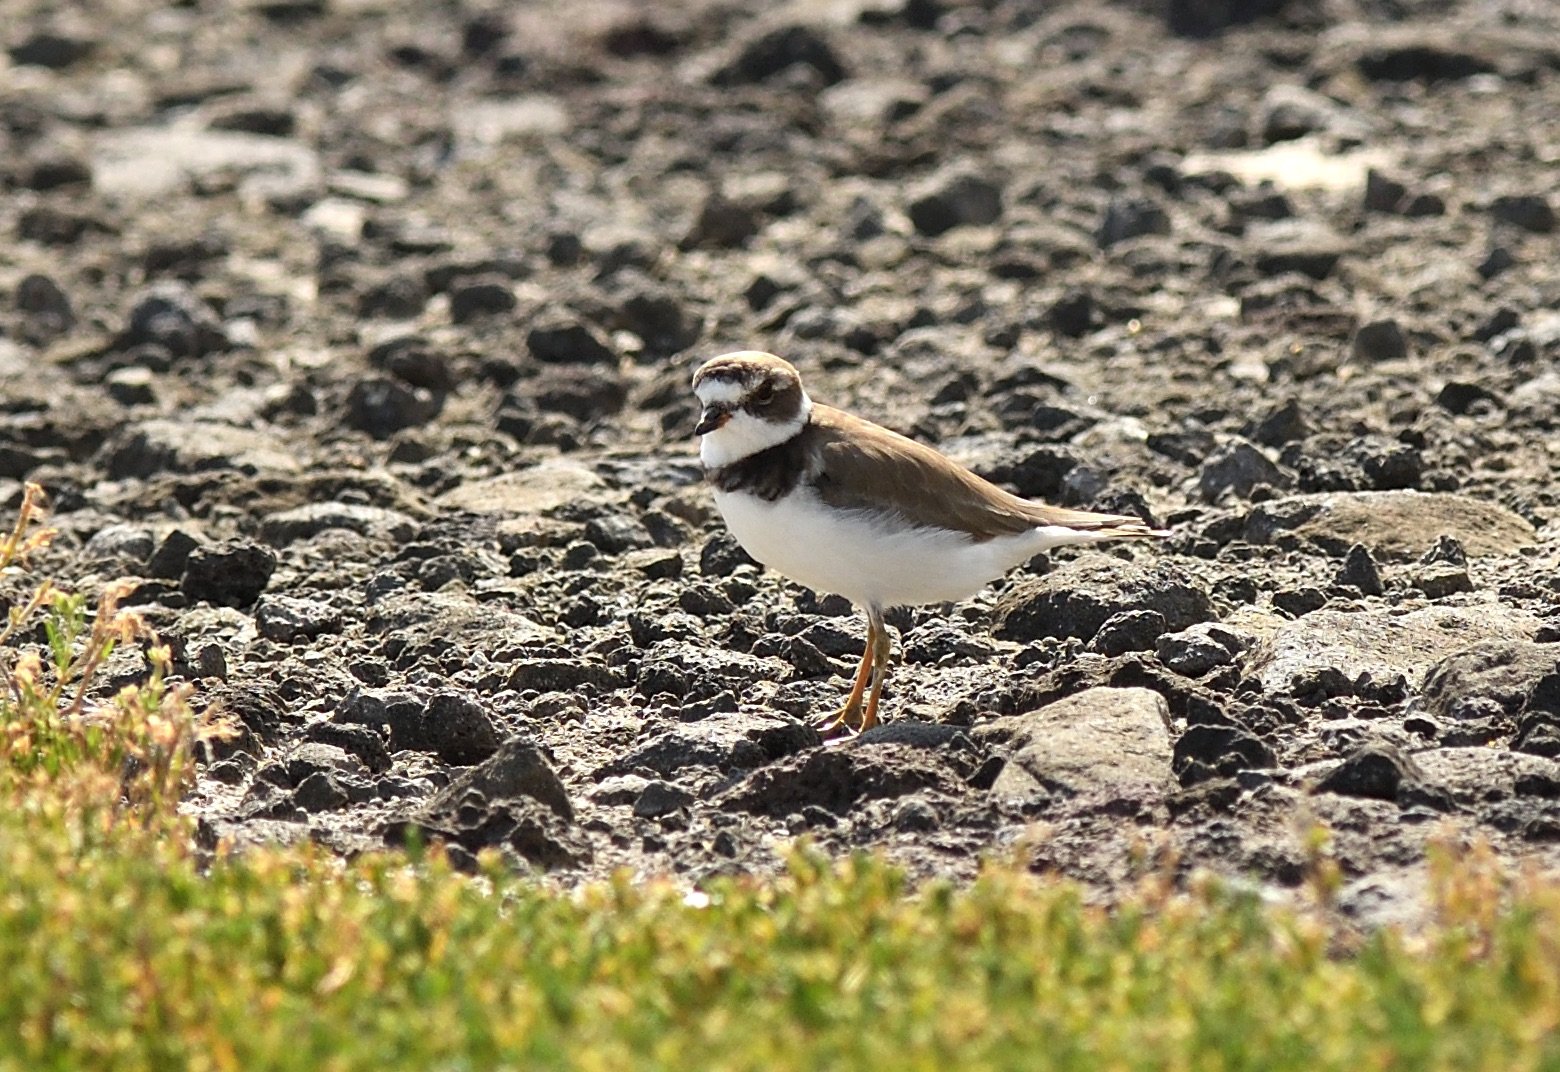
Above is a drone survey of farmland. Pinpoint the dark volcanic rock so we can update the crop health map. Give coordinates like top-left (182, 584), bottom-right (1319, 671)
top-left (720, 745), bottom-right (957, 817)
top-left (1156, 623), bottom-right (1249, 677)
top-left (635, 642), bottom-right (787, 703)
top-left (531, 369), bottom-right (629, 422)
top-left (599, 712), bottom-right (815, 780)
top-left (344, 689), bottom-right (494, 762)
top-left (398, 737), bottom-right (586, 869)
top-left (415, 692), bottom-right (502, 765)
top-left (526, 318), bottom-right (616, 365)
top-left (304, 721), bottom-right (392, 773)
top-left (1249, 221), bottom-right (1345, 280)
top-left (1047, 289), bottom-right (1098, 338)
top-left (907, 168), bottom-right (1003, 237)
top-left (699, 532), bottom-right (757, 577)
top-left (1315, 743), bottom-right (1422, 802)
top-left (448, 276), bottom-right (517, 322)
top-left (1436, 381), bottom-right (1503, 415)
top-left (146, 530), bottom-right (200, 579)
top-left (345, 376), bottom-right (442, 437)
top-left (1247, 398), bottom-right (1310, 446)
top-left (681, 190), bottom-right (763, 250)
top-left (181, 540), bottom-right (277, 607)
top-left (119, 283), bottom-right (228, 359)
top-left (1330, 546), bottom-right (1380, 598)
top-left (1198, 440), bottom-right (1291, 501)
top-left (1165, 0), bottom-right (1291, 37)
top-left (255, 596), bottom-right (341, 641)
top-left (14, 273), bottom-right (75, 338)
top-left (83, 523), bottom-right (155, 566)
top-left (10, 29), bottom-right (98, 67)
top-left (994, 559), bottom-right (1212, 643)
top-left (1351, 318), bottom-right (1409, 362)
top-left (610, 277), bottom-right (700, 356)
top-left (292, 771), bottom-right (352, 812)
top-left (1490, 194), bottom-right (1555, 234)
top-left (506, 660), bottom-right (624, 694)
top-left (712, 23), bottom-right (846, 87)
top-left (1172, 724), bottom-right (1276, 786)
top-left (357, 272), bottom-right (428, 319)
top-left (425, 736), bottom-right (573, 820)
top-left (632, 780), bottom-right (692, 819)
top-left (1097, 197), bottom-right (1171, 249)
top-left (1088, 609), bottom-right (1168, 656)
top-left (1346, 30), bottom-right (1499, 82)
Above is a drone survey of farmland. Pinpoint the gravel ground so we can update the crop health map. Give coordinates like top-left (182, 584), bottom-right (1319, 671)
top-left (3, 0), bottom-right (1559, 925)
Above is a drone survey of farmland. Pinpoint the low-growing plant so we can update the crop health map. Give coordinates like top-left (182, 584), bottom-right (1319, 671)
top-left (0, 483), bottom-right (213, 822)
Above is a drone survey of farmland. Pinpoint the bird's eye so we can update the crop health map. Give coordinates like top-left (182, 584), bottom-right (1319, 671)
top-left (754, 382), bottom-right (776, 404)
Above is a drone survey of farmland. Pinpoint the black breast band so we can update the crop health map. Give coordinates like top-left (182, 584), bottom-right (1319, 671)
top-left (705, 431), bottom-right (810, 502)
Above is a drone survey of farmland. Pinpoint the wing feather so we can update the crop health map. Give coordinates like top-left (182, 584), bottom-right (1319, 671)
top-left (804, 405), bottom-right (1164, 542)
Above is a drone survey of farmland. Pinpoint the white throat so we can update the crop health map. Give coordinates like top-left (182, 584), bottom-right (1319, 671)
top-left (699, 392), bottom-right (813, 468)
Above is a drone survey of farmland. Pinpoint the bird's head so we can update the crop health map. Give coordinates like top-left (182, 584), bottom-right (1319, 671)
top-left (691, 351), bottom-right (812, 467)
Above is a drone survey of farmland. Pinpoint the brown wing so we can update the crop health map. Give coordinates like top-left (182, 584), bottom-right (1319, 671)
top-left (804, 405), bottom-right (1163, 542)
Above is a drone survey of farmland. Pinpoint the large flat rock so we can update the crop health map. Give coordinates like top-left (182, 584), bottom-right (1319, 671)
top-left (104, 419), bottom-right (302, 478)
top-left (1255, 605), bottom-right (1543, 694)
top-left (979, 687), bottom-right (1174, 802)
top-left (436, 461), bottom-right (620, 516)
top-left (1243, 490), bottom-right (1536, 559)
top-left (93, 123), bottom-right (320, 200)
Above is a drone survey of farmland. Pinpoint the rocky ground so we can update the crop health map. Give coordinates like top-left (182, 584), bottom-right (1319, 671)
top-left (3, 0), bottom-right (1559, 925)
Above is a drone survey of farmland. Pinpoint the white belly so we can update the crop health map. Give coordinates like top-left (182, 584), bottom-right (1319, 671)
top-left (712, 487), bottom-right (1101, 610)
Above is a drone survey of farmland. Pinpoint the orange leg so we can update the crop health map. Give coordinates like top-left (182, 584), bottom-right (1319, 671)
top-left (816, 636), bottom-right (873, 737)
top-left (858, 616), bottom-right (893, 733)
top-left (817, 607), bottom-right (888, 739)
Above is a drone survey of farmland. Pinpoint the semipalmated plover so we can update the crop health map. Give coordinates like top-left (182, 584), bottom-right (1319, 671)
top-left (693, 351), bottom-right (1167, 736)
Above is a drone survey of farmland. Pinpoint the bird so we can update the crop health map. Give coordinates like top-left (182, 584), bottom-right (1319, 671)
top-left (692, 350), bottom-right (1168, 738)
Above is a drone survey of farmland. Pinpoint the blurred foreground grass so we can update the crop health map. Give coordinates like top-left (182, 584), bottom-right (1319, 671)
top-left (4, 483), bottom-right (1560, 1072)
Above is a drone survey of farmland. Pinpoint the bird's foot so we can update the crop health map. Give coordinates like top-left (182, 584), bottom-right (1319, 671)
top-left (814, 701), bottom-right (881, 741)
top-left (815, 702), bottom-right (864, 740)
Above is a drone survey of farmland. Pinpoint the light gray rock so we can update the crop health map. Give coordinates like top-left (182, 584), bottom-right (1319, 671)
top-left (451, 96), bottom-right (569, 152)
top-left (261, 502), bottom-right (421, 544)
top-left (1242, 490), bottom-right (1536, 559)
top-left (1255, 605), bottom-right (1542, 695)
top-left (435, 462), bottom-right (620, 516)
top-left (93, 123), bottom-right (319, 200)
top-left (104, 419), bottom-right (302, 478)
top-left (255, 596), bottom-right (341, 642)
top-left (981, 687), bottom-right (1174, 802)
top-left (1420, 641), bottom-right (1560, 722)
top-left (1414, 747), bottom-right (1560, 806)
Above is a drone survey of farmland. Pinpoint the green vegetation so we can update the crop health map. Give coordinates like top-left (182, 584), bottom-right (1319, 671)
top-left (3, 483), bottom-right (1560, 1071)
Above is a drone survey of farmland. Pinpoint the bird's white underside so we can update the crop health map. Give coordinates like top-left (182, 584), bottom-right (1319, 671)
top-left (712, 483), bottom-right (1115, 610)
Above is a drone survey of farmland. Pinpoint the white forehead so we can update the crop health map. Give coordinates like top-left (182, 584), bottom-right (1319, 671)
top-left (694, 378), bottom-right (747, 405)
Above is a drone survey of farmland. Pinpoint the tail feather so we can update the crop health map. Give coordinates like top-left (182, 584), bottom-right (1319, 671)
top-left (1025, 503), bottom-right (1169, 540)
